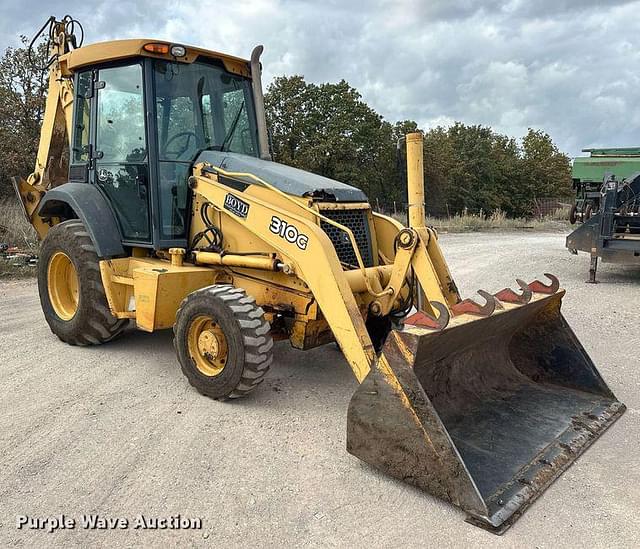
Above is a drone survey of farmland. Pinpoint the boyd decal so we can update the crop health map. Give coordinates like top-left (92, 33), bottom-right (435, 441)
top-left (269, 216), bottom-right (309, 250)
top-left (224, 193), bottom-right (250, 219)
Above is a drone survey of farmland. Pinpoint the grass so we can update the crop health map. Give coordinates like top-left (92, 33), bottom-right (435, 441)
top-left (391, 207), bottom-right (571, 233)
top-left (0, 198), bottom-right (39, 279)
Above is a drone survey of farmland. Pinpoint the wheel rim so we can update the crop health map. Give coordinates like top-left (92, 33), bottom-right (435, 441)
top-left (187, 315), bottom-right (229, 376)
top-left (47, 251), bottom-right (79, 321)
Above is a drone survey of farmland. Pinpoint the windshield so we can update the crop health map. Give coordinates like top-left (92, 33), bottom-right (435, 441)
top-left (154, 59), bottom-right (258, 161)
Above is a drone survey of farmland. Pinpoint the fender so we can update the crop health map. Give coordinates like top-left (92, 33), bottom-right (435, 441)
top-left (37, 182), bottom-right (125, 259)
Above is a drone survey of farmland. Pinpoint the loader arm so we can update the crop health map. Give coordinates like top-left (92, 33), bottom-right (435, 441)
top-left (191, 164), bottom-right (377, 381)
top-left (191, 158), bottom-right (464, 382)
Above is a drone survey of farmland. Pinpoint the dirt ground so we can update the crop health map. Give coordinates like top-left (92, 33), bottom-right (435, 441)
top-left (0, 232), bottom-right (638, 548)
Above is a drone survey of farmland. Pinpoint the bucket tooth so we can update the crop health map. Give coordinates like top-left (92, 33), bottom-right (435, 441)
top-left (527, 273), bottom-right (560, 294)
top-left (452, 291), bottom-right (498, 317)
top-left (404, 301), bottom-right (450, 330)
top-left (479, 289), bottom-right (504, 310)
top-left (495, 280), bottom-right (532, 304)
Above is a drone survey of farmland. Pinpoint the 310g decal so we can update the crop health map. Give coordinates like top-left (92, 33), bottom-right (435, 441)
top-left (269, 216), bottom-right (308, 250)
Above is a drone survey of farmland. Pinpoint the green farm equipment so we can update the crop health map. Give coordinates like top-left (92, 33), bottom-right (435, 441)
top-left (570, 148), bottom-right (640, 224)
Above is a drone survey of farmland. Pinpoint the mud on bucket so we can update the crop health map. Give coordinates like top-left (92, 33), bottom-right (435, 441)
top-left (346, 291), bottom-right (625, 533)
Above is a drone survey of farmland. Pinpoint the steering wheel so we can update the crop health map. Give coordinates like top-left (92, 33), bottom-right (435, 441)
top-left (164, 131), bottom-right (197, 160)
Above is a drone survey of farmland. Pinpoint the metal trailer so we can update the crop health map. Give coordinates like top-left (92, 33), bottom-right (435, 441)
top-left (566, 172), bottom-right (640, 282)
top-left (570, 148), bottom-right (640, 224)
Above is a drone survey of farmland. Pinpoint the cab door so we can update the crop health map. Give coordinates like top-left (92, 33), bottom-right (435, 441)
top-left (92, 63), bottom-right (151, 244)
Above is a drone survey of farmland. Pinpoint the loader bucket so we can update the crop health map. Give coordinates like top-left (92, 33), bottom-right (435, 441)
top-left (347, 290), bottom-right (625, 533)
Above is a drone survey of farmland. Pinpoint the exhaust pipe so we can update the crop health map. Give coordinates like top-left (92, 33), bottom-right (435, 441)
top-left (250, 45), bottom-right (271, 161)
top-left (406, 132), bottom-right (426, 228)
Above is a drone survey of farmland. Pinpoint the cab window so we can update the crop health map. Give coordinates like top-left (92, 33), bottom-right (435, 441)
top-left (96, 64), bottom-right (146, 163)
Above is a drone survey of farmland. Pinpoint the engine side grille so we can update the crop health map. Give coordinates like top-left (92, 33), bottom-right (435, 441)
top-left (319, 208), bottom-right (374, 268)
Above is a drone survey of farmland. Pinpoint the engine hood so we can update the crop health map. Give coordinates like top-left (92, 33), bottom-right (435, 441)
top-left (196, 151), bottom-right (368, 202)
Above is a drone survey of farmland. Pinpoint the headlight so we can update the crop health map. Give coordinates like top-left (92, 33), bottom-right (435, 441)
top-left (170, 44), bottom-right (187, 57)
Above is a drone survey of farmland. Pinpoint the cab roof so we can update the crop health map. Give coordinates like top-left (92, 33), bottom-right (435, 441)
top-left (63, 38), bottom-right (251, 77)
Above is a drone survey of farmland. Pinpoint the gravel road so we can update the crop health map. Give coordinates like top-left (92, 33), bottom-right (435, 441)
top-left (1, 232), bottom-right (638, 548)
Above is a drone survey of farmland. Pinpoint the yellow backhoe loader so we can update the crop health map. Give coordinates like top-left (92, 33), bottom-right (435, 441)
top-left (13, 16), bottom-right (624, 533)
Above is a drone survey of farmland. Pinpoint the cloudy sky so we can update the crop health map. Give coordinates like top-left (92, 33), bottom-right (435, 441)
top-left (2, 0), bottom-right (639, 156)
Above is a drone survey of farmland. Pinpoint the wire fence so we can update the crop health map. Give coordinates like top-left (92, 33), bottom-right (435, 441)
top-left (371, 197), bottom-right (572, 221)
top-left (531, 197), bottom-right (572, 218)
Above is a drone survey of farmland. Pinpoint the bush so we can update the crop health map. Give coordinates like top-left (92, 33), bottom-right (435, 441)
top-left (0, 198), bottom-right (38, 251)
top-left (392, 208), bottom-right (569, 233)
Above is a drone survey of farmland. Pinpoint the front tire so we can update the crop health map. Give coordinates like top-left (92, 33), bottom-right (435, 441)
top-left (569, 203), bottom-right (578, 224)
top-left (38, 220), bottom-right (127, 345)
top-left (174, 285), bottom-right (273, 400)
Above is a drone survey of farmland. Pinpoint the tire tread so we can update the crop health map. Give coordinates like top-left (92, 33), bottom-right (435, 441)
top-left (174, 284), bottom-right (273, 400)
top-left (38, 220), bottom-right (127, 345)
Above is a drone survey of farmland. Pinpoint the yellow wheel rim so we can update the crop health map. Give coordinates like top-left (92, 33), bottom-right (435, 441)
top-left (187, 315), bottom-right (229, 376)
top-left (47, 251), bottom-right (79, 321)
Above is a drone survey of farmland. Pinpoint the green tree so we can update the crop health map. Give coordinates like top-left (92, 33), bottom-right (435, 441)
top-left (422, 125), bottom-right (455, 216)
top-left (265, 76), bottom-right (399, 202)
top-left (420, 123), bottom-right (568, 217)
top-left (520, 128), bottom-right (573, 206)
top-left (265, 75), bottom-right (571, 217)
top-left (0, 37), bottom-right (48, 199)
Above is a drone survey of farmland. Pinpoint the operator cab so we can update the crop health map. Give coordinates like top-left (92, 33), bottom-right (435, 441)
top-left (68, 41), bottom-right (261, 249)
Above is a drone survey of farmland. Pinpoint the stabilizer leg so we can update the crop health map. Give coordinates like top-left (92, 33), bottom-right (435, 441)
top-left (587, 253), bottom-right (599, 284)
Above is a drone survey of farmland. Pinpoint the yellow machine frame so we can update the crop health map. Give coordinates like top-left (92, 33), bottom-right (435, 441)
top-left (97, 132), bottom-right (461, 382)
top-left (16, 20), bottom-right (462, 384)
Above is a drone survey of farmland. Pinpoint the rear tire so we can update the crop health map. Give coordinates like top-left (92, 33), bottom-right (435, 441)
top-left (174, 285), bottom-right (273, 400)
top-left (569, 203), bottom-right (578, 224)
top-left (38, 220), bottom-right (127, 345)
